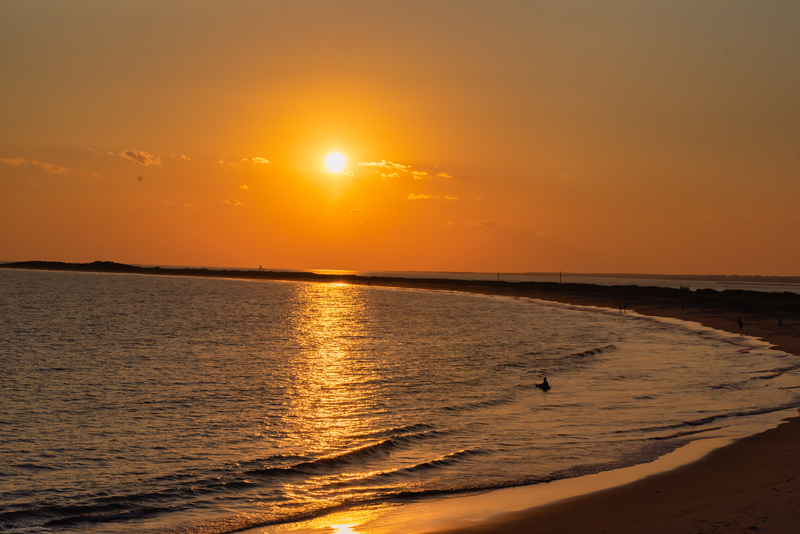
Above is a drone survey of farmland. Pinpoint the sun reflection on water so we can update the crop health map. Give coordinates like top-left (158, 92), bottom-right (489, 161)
top-left (286, 282), bottom-right (381, 455)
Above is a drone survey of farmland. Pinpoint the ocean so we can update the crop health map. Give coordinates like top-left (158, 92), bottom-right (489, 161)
top-left (2, 269), bottom-right (799, 533)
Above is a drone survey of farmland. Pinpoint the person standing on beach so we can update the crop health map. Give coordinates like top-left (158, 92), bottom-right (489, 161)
top-left (738, 317), bottom-right (744, 333)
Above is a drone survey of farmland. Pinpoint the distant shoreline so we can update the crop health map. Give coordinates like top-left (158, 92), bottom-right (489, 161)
top-left (3, 260), bottom-right (799, 284)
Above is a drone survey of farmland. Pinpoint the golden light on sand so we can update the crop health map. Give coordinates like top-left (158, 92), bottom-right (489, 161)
top-left (325, 152), bottom-right (346, 173)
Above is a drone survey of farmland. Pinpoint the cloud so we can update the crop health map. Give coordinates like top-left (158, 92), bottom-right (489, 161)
top-left (436, 172), bottom-right (452, 178)
top-left (412, 171), bottom-right (428, 180)
top-left (182, 155), bottom-right (191, 161)
top-left (120, 150), bottom-right (161, 165)
top-left (239, 185), bottom-right (249, 189)
top-left (251, 157), bottom-right (270, 164)
top-left (358, 160), bottom-right (408, 172)
top-left (445, 196), bottom-right (458, 200)
top-left (32, 160), bottom-right (67, 174)
top-left (350, 208), bottom-right (364, 215)
top-left (1, 157), bottom-right (27, 166)
top-left (520, 229), bottom-right (547, 237)
top-left (223, 199), bottom-right (243, 206)
top-left (381, 172), bottom-right (400, 179)
top-left (456, 219), bottom-right (512, 232)
top-left (300, 167), bottom-right (309, 170)
top-left (408, 193), bottom-right (432, 200)
top-left (166, 201), bottom-right (192, 207)
top-left (343, 170), bottom-right (354, 177)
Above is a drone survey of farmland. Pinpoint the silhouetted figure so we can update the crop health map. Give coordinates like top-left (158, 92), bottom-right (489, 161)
top-left (737, 317), bottom-right (744, 333)
top-left (536, 377), bottom-right (551, 391)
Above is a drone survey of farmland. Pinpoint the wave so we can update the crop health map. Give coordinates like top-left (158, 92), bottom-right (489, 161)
top-left (571, 344), bottom-right (617, 358)
top-left (442, 395), bottom-right (515, 413)
top-left (613, 402), bottom-right (800, 436)
top-left (650, 426), bottom-right (724, 440)
top-left (683, 403), bottom-right (800, 426)
top-left (322, 449), bottom-right (490, 488)
top-left (245, 429), bottom-right (447, 477)
top-left (751, 364), bottom-right (800, 380)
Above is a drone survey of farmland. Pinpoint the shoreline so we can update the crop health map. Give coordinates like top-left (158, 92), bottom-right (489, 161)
top-left (431, 413), bottom-right (800, 534)
top-left (5, 262), bottom-right (800, 532)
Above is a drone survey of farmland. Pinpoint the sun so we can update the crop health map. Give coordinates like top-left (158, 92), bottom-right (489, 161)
top-left (325, 152), bottom-right (346, 173)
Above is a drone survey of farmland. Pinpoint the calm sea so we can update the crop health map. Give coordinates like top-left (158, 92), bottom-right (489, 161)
top-left (2, 269), bottom-right (799, 533)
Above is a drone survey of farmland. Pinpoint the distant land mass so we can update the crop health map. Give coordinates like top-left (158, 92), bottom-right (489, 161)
top-left (2, 260), bottom-right (800, 318)
top-left (2, 260), bottom-right (800, 285)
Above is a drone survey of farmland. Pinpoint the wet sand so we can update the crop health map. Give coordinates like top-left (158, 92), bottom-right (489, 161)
top-left (434, 415), bottom-right (800, 534)
top-left (5, 262), bottom-right (800, 533)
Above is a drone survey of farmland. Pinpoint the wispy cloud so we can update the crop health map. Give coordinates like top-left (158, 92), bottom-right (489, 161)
top-left (454, 219), bottom-right (511, 232)
top-left (223, 199), bottom-right (243, 206)
top-left (239, 185), bottom-right (249, 190)
top-left (436, 172), bottom-right (452, 178)
top-left (382, 172), bottom-right (400, 179)
top-left (182, 155), bottom-right (191, 161)
top-left (358, 160), bottom-right (408, 172)
top-left (350, 208), bottom-right (364, 215)
top-left (520, 229), bottom-right (547, 237)
top-left (251, 157), bottom-right (270, 164)
top-left (1, 157), bottom-right (27, 166)
top-left (166, 201), bottom-right (193, 207)
top-left (407, 193), bottom-right (457, 201)
top-left (32, 160), bottom-right (67, 174)
top-left (412, 171), bottom-right (428, 180)
top-left (120, 150), bottom-right (161, 165)
top-left (343, 170), bottom-right (354, 177)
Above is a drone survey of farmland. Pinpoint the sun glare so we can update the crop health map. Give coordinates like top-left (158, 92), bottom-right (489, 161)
top-left (325, 152), bottom-right (346, 173)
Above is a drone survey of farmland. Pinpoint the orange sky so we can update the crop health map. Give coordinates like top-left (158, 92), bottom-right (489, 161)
top-left (1, 1), bottom-right (799, 275)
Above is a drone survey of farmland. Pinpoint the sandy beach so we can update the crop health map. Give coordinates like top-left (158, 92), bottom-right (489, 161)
top-left (422, 282), bottom-right (800, 533)
top-left (4, 262), bottom-right (800, 533)
top-left (424, 283), bottom-right (800, 533)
